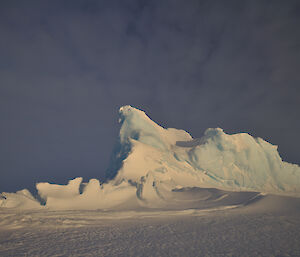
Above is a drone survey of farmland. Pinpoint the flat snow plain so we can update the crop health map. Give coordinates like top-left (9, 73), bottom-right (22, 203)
top-left (1, 191), bottom-right (300, 257)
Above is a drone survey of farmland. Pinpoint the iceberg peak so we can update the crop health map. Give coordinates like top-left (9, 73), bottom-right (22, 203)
top-left (118, 105), bottom-right (191, 148)
top-left (118, 105), bottom-right (163, 141)
top-left (119, 105), bottom-right (148, 120)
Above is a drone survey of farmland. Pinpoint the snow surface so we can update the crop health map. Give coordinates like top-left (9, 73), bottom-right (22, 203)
top-left (0, 194), bottom-right (299, 257)
top-left (1, 105), bottom-right (300, 211)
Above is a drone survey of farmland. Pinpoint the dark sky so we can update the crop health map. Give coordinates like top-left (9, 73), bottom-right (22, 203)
top-left (1, 0), bottom-right (300, 192)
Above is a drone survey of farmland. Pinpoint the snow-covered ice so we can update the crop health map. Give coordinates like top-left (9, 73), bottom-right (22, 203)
top-left (110, 105), bottom-right (300, 197)
top-left (1, 105), bottom-right (300, 256)
top-left (0, 194), bottom-right (299, 256)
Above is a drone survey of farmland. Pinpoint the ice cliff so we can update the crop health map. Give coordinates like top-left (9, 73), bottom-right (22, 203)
top-left (1, 105), bottom-right (300, 210)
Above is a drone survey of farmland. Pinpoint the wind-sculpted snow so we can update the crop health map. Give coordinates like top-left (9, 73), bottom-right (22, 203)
top-left (1, 105), bottom-right (300, 210)
top-left (0, 189), bottom-right (41, 209)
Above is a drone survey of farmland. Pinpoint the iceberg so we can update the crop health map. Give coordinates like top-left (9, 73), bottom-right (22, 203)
top-left (1, 105), bottom-right (300, 210)
top-left (107, 105), bottom-right (300, 195)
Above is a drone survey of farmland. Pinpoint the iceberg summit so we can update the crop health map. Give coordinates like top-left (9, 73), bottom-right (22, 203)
top-left (1, 105), bottom-right (300, 210)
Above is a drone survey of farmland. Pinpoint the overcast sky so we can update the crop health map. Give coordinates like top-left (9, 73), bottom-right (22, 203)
top-left (1, 0), bottom-right (300, 192)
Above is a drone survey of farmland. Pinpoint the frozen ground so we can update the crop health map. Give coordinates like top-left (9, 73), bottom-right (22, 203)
top-left (1, 193), bottom-right (300, 257)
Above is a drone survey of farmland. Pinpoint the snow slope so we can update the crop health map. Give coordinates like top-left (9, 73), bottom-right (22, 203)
top-left (1, 105), bottom-right (300, 210)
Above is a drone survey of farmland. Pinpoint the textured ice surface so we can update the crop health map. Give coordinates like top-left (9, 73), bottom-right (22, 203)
top-left (1, 105), bottom-right (300, 210)
top-left (109, 105), bottom-right (300, 196)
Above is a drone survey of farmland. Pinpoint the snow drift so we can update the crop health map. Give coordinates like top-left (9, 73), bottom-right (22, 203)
top-left (1, 105), bottom-right (300, 210)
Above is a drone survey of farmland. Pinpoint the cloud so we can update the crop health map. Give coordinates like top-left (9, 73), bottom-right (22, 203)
top-left (0, 0), bottom-right (299, 191)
